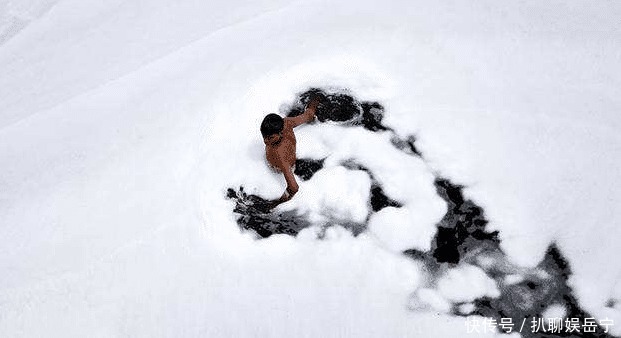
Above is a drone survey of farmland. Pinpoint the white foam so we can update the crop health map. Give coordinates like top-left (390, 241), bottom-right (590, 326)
top-left (437, 264), bottom-right (500, 303)
top-left (277, 166), bottom-right (371, 224)
top-left (0, 0), bottom-right (619, 336)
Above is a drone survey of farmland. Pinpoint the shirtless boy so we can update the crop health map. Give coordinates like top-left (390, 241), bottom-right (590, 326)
top-left (260, 98), bottom-right (320, 208)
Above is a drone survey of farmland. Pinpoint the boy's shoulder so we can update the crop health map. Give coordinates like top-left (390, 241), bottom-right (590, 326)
top-left (283, 117), bottom-right (296, 129)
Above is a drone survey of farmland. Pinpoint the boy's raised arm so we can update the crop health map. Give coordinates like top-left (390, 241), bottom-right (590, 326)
top-left (288, 97), bottom-right (319, 128)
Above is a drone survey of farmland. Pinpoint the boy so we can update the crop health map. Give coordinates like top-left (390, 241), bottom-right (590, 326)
top-left (260, 98), bottom-right (320, 208)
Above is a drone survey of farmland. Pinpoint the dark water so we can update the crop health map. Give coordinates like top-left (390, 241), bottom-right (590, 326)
top-left (225, 88), bottom-right (614, 337)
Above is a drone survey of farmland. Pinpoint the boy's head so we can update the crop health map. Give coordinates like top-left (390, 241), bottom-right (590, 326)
top-left (261, 113), bottom-right (284, 145)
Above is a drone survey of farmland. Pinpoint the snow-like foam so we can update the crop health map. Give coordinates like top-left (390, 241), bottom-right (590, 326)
top-left (1, 0), bottom-right (619, 336)
top-left (437, 264), bottom-right (500, 303)
top-left (277, 165), bottom-right (371, 224)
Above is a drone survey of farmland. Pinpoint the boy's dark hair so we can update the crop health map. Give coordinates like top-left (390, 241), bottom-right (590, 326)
top-left (260, 113), bottom-right (284, 138)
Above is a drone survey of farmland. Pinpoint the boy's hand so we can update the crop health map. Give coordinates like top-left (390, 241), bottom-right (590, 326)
top-left (308, 96), bottom-right (320, 107)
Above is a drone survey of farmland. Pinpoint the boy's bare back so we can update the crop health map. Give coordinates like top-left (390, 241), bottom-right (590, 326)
top-left (260, 98), bottom-right (320, 208)
top-left (265, 119), bottom-right (297, 173)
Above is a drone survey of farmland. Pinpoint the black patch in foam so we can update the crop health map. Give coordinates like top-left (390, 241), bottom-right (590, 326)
top-left (431, 178), bottom-right (499, 264)
top-left (294, 158), bottom-right (325, 181)
top-left (341, 159), bottom-right (403, 213)
top-left (391, 135), bottom-right (422, 157)
top-left (432, 226), bottom-right (461, 264)
top-left (226, 187), bottom-right (310, 238)
top-left (360, 101), bottom-right (389, 132)
top-left (370, 185), bottom-right (402, 212)
top-left (311, 90), bottom-right (360, 123)
top-left (472, 244), bottom-right (614, 337)
top-left (287, 88), bottom-right (393, 132)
